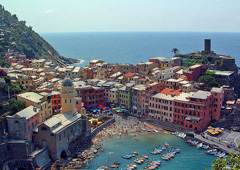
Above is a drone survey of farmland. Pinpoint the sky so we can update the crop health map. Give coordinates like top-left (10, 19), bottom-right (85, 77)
top-left (1, 0), bottom-right (240, 33)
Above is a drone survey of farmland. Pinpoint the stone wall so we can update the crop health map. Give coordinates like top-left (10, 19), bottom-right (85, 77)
top-left (0, 143), bottom-right (11, 170)
top-left (91, 117), bottom-right (115, 138)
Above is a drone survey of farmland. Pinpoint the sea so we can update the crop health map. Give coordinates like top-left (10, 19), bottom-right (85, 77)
top-left (84, 133), bottom-right (215, 170)
top-left (40, 32), bottom-right (240, 67)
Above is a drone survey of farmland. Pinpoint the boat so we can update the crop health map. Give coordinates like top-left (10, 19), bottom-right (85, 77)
top-left (142, 155), bottom-right (149, 159)
top-left (148, 161), bottom-right (161, 165)
top-left (205, 149), bottom-right (217, 154)
top-left (152, 159), bottom-right (161, 163)
top-left (144, 166), bottom-right (156, 170)
top-left (147, 164), bottom-right (158, 167)
top-left (134, 159), bottom-right (142, 164)
top-left (153, 129), bottom-right (158, 133)
top-left (110, 164), bottom-right (118, 168)
top-left (150, 150), bottom-right (158, 154)
top-left (164, 142), bottom-right (169, 147)
top-left (113, 161), bottom-right (121, 165)
top-left (177, 132), bottom-right (186, 139)
top-left (171, 147), bottom-right (180, 153)
top-left (154, 149), bottom-right (162, 153)
top-left (185, 138), bottom-right (193, 143)
top-left (197, 143), bottom-right (203, 149)
top-left (130, 163), bottom-right (137, 168)
top-left (146, 129), bottom-right (151, 132)
top-left (97, 166), bottom-right (108, 170)
top-left (123, 154), bottom-right (134, 159)
top-left (190, 140), bottom-right (199, 146)
top-left (161, 155), bottom-right (170, 161)
top-left (165, 152), bottom-right (175, 158)
top-left (202, 144), bottom-right (210, 150)
top-left (132, 151), bottom-right (138, 155)
top-left (217, 152), bottom-right (226, 158)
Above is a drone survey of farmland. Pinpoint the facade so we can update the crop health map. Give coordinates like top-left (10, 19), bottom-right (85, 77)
top-left (51, 91), bottom-right (61, 114)
top-left (149, 88), bottom-right (180, 122)
top-left (17, 92), bottom-right (52, 123)
top-left (7, 106), bottom-right (40, 141)
top-left (33, 78), bottom-right (91, 160)
top-left (183, 64), bottom-right (207, 81)
top-left (73, 81), bottom-right (104, 110)
top-left (173, 88), bottom-right (224, 131)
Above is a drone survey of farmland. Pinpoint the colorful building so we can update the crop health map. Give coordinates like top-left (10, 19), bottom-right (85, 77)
top-left (173, 88), bottom-right (224, 131)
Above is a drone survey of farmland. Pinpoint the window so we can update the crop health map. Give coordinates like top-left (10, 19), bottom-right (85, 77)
top-left (59, 134), bottom-right (61, 141)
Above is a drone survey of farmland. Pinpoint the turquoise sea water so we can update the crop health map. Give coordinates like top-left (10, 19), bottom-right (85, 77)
top-left (85, 133), bottom-right (215, 170)
top-left (41, 32), bottom-right (240, 67)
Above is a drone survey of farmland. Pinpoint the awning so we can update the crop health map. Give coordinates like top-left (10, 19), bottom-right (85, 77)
top-left (185, 116), bottom-right (201, 122)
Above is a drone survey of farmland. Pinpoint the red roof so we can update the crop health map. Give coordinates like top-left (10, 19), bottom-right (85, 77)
top-left (124, 72), bottom-right (135, 77)
top-left (160, 88), bottom-right (181, 96)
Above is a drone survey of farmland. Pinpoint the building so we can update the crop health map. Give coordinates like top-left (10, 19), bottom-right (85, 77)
top-left (51, 91), bottom-right (61, 114)
top-left (183, 64), bottom-right (207, 81)
top-left (149, 88), bottom-right (180, 122)
top-left (17, 92), bottom-right (52, 123)
top-left (173, 88), bottom-right (224, 131)
top-left (7, 106), bottom-right (40, 141)
top-left (73, 81), bottom-right (104, 110)
top-left (33, 78), bottom-right (91, 160)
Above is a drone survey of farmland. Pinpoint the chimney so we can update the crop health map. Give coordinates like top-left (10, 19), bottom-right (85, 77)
top-left (204, 39), bottom-right (211, 54)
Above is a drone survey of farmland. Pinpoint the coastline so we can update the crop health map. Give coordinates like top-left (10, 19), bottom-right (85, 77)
top-left (64, 115), bottom-right (163, 169)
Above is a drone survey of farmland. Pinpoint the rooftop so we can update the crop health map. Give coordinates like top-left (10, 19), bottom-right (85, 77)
top-left (18, 92), bottom-right (43, 103)
top-left (189, 64), bottom-right (202, 69)
top-left (124, 72), bottom-right (136, 77)
top-left (15, 106), bottom-right (39, 119)
top-left (160, 88), bottom-right (181, 96)
top-left (211, 87), bottom-right (223, 93)
top-left (191, 90), bottom-right (211, 99)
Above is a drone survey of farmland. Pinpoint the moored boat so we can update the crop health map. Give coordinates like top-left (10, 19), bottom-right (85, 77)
top-left (142, 155), bottom-right (149, 159)
top-left (110, 164), bottom-right (118, 168)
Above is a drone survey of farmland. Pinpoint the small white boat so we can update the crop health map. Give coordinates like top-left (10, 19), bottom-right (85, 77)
top-left (154, 129), bottom-right (159, 133)
top-left (197, 143), bottom-right (203, 149)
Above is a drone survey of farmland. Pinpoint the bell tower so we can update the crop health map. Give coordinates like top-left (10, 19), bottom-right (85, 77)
top-left (60, 78), bottom-right (77, 114)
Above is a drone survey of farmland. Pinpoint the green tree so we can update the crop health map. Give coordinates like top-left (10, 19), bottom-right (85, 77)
top-left (199, 75), bottom-right (219, 88)
top-left (171, 48), bottom-right (179, 56)
top-left (8, 98), bottom-right (25, 114)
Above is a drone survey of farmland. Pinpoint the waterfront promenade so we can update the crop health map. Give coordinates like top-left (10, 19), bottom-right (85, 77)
top-left (194, 133), bottom-right (239, 154)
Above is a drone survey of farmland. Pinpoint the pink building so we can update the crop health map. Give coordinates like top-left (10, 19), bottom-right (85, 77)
top-left (149, 88), bottom-right (181, 122)
top-left (7, 106), bottom-right (40, 141)
top-left (141, 83), bottom-right (165, 116)
top-left (173, 88), bottom-right (224, 131)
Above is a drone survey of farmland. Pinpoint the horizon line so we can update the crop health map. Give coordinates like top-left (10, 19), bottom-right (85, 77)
top-left (38, 30), bottom-right (240, 34)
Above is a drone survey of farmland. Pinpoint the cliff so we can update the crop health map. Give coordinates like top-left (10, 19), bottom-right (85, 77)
top-left (0, 5), bottom-right (78, 66)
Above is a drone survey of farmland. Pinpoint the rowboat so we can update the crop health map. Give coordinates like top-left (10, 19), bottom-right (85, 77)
top-left (142, 155), bottom-right (149, 159)
top-left (132, 151), bottom-right (138, 155)
top-left (153, 129), bottom-right (158, 133)
top-left (161, 155), bottom-right (170, 161)
top-left (110, 164), bottom-right (118, 168)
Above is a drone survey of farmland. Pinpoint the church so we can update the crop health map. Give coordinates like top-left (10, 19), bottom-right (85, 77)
top-left (33, 78), bottom-right (91, 160)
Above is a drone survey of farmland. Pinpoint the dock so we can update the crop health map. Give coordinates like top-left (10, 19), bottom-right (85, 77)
top-left (194, 134), bottom-right (239, 154)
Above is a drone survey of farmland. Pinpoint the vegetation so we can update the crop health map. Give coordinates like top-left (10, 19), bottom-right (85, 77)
top-left (0, 6), bottom-right (77, 65)
top-left (8, 98), bottom-right (25, 115)
top-left (199, 74), bottom-right (219, 88)
top-left (210, 147), bottom-right (240, 170)
top-left (171, 48), bottom-right (179, 56)
top-left (181, 55), bottom-right (211, 68)
top-left (1, 76), bottom-right (22, 94)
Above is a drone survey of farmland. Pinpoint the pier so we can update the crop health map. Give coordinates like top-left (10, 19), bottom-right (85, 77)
top-left (194, 133), bottom-right (239, 154)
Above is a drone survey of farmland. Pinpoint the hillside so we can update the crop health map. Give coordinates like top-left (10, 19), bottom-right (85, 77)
top-left (0, 5), bottom-right (78, 66)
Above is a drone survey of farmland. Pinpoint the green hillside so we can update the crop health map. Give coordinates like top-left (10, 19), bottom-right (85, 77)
top-left (0, 5), bottom-right (77, 65)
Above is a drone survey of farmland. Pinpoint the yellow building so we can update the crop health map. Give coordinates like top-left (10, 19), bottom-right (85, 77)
top-left (17, 92), bottom-right (52, 123)
top-left (109, 88), bottom-right (119, 105)
top-left (119, 84), bottom-right (134, 109)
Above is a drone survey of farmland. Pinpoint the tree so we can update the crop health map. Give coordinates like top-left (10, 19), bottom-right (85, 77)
top-left (8, 98), bottom-right (25, 115)
top-left (171, 48), bottom-right (179, 56)
top-left (199, 74), bottom-right (219, 89)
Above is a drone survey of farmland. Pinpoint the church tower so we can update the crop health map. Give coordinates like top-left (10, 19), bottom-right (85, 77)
top-left (60, 78), bottom-right (77, 114)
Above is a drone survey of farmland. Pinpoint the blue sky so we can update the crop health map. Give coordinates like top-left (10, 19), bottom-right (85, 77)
top-left (1, 0), bottom-right (240, 33)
